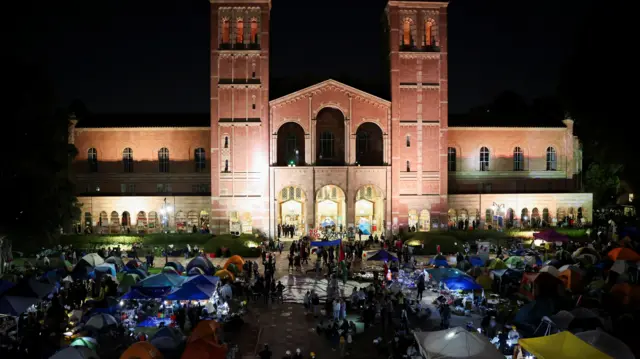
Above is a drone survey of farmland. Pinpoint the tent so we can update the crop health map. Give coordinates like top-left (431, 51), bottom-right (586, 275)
top-left (429, 254), bottom-right (448, 267)
top-left (505, 256), bottom-right (525, 269)
top-left (224, 255), bottom-right (245, 271)
top-left (558, 265), bottom-right (585, 292)
top-left (2, 278), bottom-right (54, 299)
top-left (575, 329), bottom-right (635, 359)
top-left (0, 295), bottom-right (40, 316)
top-left (214, 269), bottom-right (234, 281)
top-left (609, 283), bottom-right (640, 308)
top-left (444, 276), bottom-right (482, 291)
top-left (426, 268), bottom-right (468, 282)
top-left (608, 247), bottom-right (640, 262)
top-left (162, 266), bottom-right (179, 275)
top-left (539, 265), bottom-right (560, 277)
top-left (93, 263), bottom-right (117, 277)
top-left (187, 256), bottom-right (214, 274)
top-left (80, 253), bottom-right (105, 267)
top-left (184, 275), bottom-right (220, 286)
top-left (150, 327), bottom-right (185, 351)
top-left (488, 259), bottom-right (507, 270)
top-left (120, 342), bottom-right (164, 359)
top-left (533, 230), bottom-right (569, 243)
top-left (476, 275), bottom-right (492, 290)
top-left (50, 346), bottom-right (100, 359)
top-left (70, 337), bottom-right (99, 351)
top-left (514, 298), bottom-right (557, 328)
top-left (519, 272), bottom-right (564, 300)
top-left (181, 320), bottom-right (228, 359)
top-left (134, 273), bottom-right (186, 288)
top-left (413, 327), bottom-right (503, 359)
top-left (367, 249), bottom-right (398, 262)
top-left (0, 280), bottom-right (15, 295)
top-left (118, 273), bottom-right (141, 293)
top-left (165, 284), bottom-right (216, 301)
top-left (105, 256), bottom-right (124, 270)
top-left (166, 261), bottom-right (185, 274)
top-left (572, 247), bottom-right (600, 260)
top-left (85, 313), bottom-right (118, 332)
top-left (518, 331), bottom-right (612, 359)
top-left (469, 256), bottom-right (484, 267)
top-left (187, 267), bottom-right (205, 276)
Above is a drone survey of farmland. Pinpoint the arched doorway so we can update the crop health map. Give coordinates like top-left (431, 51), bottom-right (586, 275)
top-left (278, 186), bottom-right (306, 235)
top-left (419, 210), bottom-right (431, 232)
top-left (84, 212), bottom-right (92, 229)
top-left (137, 211), bottom-right (147, 231)
top-left (354, 185), bottom-right (384, 235)
top-left (521, 208), bottom-right (529, 227)
top-left (99, 211), bottom-right (108, 228)
top-left (241, 212), bottom-right (252, 234)
top-left (408, 210), bottom-right (418, 230)
top-left (316, 108), bottom-right (345, 165)
top-left (355, 122), bottom-right (383, 165)
top-left (121, 211), bottom-right (131, 227)
top-left (148, 211), bottom-right (159, 231)
top-left (200, 210), bottom-right (210, 229)
top-left (277, 122), bottom-right (305, 166)
top-left (447, 209), bottom-right (457, 227)
top-left (187, 211), bottom-right (198, 228)
top-left (506, 208), bottom-right (515, 227)
top-left (531, 208), bottom-right (541, 227)
top-left (316, 185), bottom-right (346, 231)
top-left (176, 211), bottom-right (187, 231)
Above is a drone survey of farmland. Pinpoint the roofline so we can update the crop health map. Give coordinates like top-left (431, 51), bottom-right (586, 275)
top-left (269, 79), bottom-right (391, 107)
top-left (387, 1), bottom-right (449, 9)
top-left (75, 127), bottom-right (210, 132)
top-left (449, 126), bottom-right (566, 131)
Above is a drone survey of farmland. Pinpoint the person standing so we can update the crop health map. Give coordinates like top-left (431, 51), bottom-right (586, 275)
top-left (258, 344), bottom-right (272, 359)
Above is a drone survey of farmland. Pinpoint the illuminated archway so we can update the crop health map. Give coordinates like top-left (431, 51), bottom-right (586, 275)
top-left (419, 210), bottom-right (431, 232)
top-left (354, 185), bottom-right (384, 235)
top-left (316, 185), bottom-right (346, 231)
top-left (447, 209), bottom-right (457, 226)
top-left (278, 186), bottom-right (306, 235)
top-left (408, 209), bottom-right (418, 229)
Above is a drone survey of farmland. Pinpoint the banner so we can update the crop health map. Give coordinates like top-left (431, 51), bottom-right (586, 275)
top-left (310, 239), bottom-right (341, 247)
top-left (477, 241), bottom-right (491, 262)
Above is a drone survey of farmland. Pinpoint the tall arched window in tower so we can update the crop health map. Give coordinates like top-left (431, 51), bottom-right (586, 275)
top-left (479, 147), bottom-right (490, 171)
top-left (123, 147), bottom-right (133, 173)
top-left (88, 148), bottom-right (98, 172)
top-left (447, 147), bottom-right (456, 172)
top-left (158, 147), bottom-right (170, 173)
top-left (236, 19), bottom-right (244, 44)
top-left (425, 19), bottom-right (435, 46)
top-left (513, 146), bottom-right (524, 171)
top-left (222, 18), bottom-right (230, 44)
top-left (194, 147), bottom-right (206, 172)
top-left (546, 147), bottom-right (557, 171)
top-left (250, 18), bottom-right (258, 44)
top-left (402, 18), bottom-right (412, 46)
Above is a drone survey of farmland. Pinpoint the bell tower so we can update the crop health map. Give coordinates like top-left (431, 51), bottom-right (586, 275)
top-left (387, 0), bottom-right (449, 230)
top-left (209, 0), bottom-right (271, 234)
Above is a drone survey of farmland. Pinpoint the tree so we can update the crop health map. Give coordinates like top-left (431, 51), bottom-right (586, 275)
top-left (0, 59), bottom-right (80, 242)
top-left (584, 163), bottom-right (621, 208)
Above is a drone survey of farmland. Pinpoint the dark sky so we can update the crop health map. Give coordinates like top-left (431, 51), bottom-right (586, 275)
top-left (12, 0), bottom-right (591, 114)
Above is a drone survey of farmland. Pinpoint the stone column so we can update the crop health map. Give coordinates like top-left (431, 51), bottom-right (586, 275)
top-left (344, 118), bottom-right (350, 164)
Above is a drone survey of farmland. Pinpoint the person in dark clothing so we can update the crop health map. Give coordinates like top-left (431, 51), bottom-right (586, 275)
top-left (258, 344), bottom-right (272, 359)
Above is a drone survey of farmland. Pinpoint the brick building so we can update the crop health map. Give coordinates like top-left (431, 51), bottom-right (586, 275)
top-left (71, 0), bottom-right (592, 237)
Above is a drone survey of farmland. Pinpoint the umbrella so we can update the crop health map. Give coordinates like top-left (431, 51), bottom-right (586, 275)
top-left (84, 313), bottom-right (118, 332)
top-left (80, 253), bottom-right (104, 267)
top-left (608, 247), bottom-right (640, 262)
top-left (505, 256), bottom-right (524, 269)
top-left (70, 337), bottom-right (99, 351)
top-left (50, 347), bottom-right (99, 359)
top-left (443, 276), bottom-right (482, 291)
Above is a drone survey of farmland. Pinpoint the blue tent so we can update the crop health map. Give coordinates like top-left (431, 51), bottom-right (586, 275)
top-left (0, 280), bottom-right (15, 296)
top-left (93, 263), bottom-right (117, 277)
top-left (166, 261), bottom-right (185, 273)
top-left (0, 295), bottom-right (40, 316)
top-left (186, 256), bottom-right (214, 274)
top-left (426, 267), bottom-right (470, 282)
top-left (367, 249), bottom-right (398, 262)
top-left (443, 276), bottom-right (482, 291)
top-left (165, 284), bottom-right (215, 301)
top-left (184, 275), bottom-right (219, 286)
top-left (469, 256), bottom-right (484, 267)
top-left (430, 254), bottom-right (449, 267)
top-left (134, 273), bottom-right (185, 288)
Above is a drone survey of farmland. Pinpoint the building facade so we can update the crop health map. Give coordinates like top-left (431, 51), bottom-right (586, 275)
top-left (70, 0), bottom-right (592, 237)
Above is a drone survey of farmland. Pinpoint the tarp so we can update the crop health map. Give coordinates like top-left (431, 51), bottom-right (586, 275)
top-left (367, 249), bottom-right (398, 262)
top-left (166, 283), bottom-right (215, 301)
top-left (310, 239), bottom-right (341, 247)
top-left (134, 273), bottom-right (186, 288)
top-left (414, 327), bottom-right (503, 359)
top-left (575, 329), bottom-right (635, 359)
top-left (533, 230), bottom-right (569, 243)
top-left (518, 331), bottom-right (612, 359)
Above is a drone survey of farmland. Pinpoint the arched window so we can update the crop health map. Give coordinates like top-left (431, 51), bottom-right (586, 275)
top-left (194, 147), bottom-right (206, 172)
top-left (221, 18), bottom-right (230, 44)
top-left (402, 19), bottom-right (412, 46)
top-left (224, 159), bottom-right (229, 172)
top-left (236, 19), bottom-right (244, 44)
top-left (425, 19), bottom-right (436, 46)
top-left (513, 147), bottom-right (524, 171)
top-left (356, 131), bottom-right (370, 155)
top-left (286, 134), bottom-right (298, 164)
top-left (479, 147), bottom-right (490, 171)
top-left (355, 123), bottom-right (383, 165)
top-left (485, 209), bottom-right (494, 225)
top-left (542, 208), bottom-right (550, 223)
top-left (87, 148), bottom-right (98, 172)
top-left (123, 148), bottom-right (133, 173)
top-left (447, 147), bottom-right (456, 172)
top-left (224, 136), bottom-right (229, 148)
top-left (319, 131), bottom-right (334, 159)
top-left (250, 19), bottom-right (258, 44)
top-left (546, 147), bottom-right (557, 171)
top-left (158, 147), bottom-right (170, 173)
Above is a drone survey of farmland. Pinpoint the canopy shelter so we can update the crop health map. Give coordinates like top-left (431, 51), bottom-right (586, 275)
top-left (50, 346), bottom-right (100, 359)
top-left (575, 329), bottom-right (635, 359)
top-left (413, 327), bottom-right (503, 359)
top-left (184, 275), bottom-right (219, 286)
top-left (519, 272), bottom-right (564, 300)
top-left (426, 268), bottom-right (469, 282)
top-left (165, 284), bottom-right (216, 301)
top-left (518, 331), bottom-right (612, 359)
top-left (367, 249), bottom-right (398, 262)
top-left (608, 247), bottom-right (640, 262)
top-left (120, 341), bottom-right (164, 359)
top-left (533, 229), bottom-right (569, 243)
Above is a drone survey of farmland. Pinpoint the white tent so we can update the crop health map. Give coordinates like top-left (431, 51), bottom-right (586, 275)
top-left (413, 327), bottom-right (503, 359)
top-left (576, 329), bottom-right (635, 359)
top-left (539, 265), bottom-right (560, 277)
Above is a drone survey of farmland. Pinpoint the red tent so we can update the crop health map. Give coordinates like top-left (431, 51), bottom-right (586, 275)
top-left (533, 230), bottom-right (569, 243)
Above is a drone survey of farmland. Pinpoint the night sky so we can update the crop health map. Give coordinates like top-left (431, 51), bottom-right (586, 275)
top-left (12, 0), bottom-right (591, 115)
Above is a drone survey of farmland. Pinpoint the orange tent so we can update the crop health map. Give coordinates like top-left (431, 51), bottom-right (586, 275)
top-left (214, 269), bottom-right (235, 281)
top-left (610, 283), bottom-right (640, 308)
top-left (607, 248), bottom-right (640, 262)
top-left (224, 255), bottom-right (245, 271)
top-left (182, 320), bottom-right (228, 359)
top-left (120, 342), bottom-right (163, 359)
top-left (558, 267), bottom-right (584, 292)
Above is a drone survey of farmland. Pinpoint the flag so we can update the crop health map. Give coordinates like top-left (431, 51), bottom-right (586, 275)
top-left (339, 240), bottom-right (345, 262)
